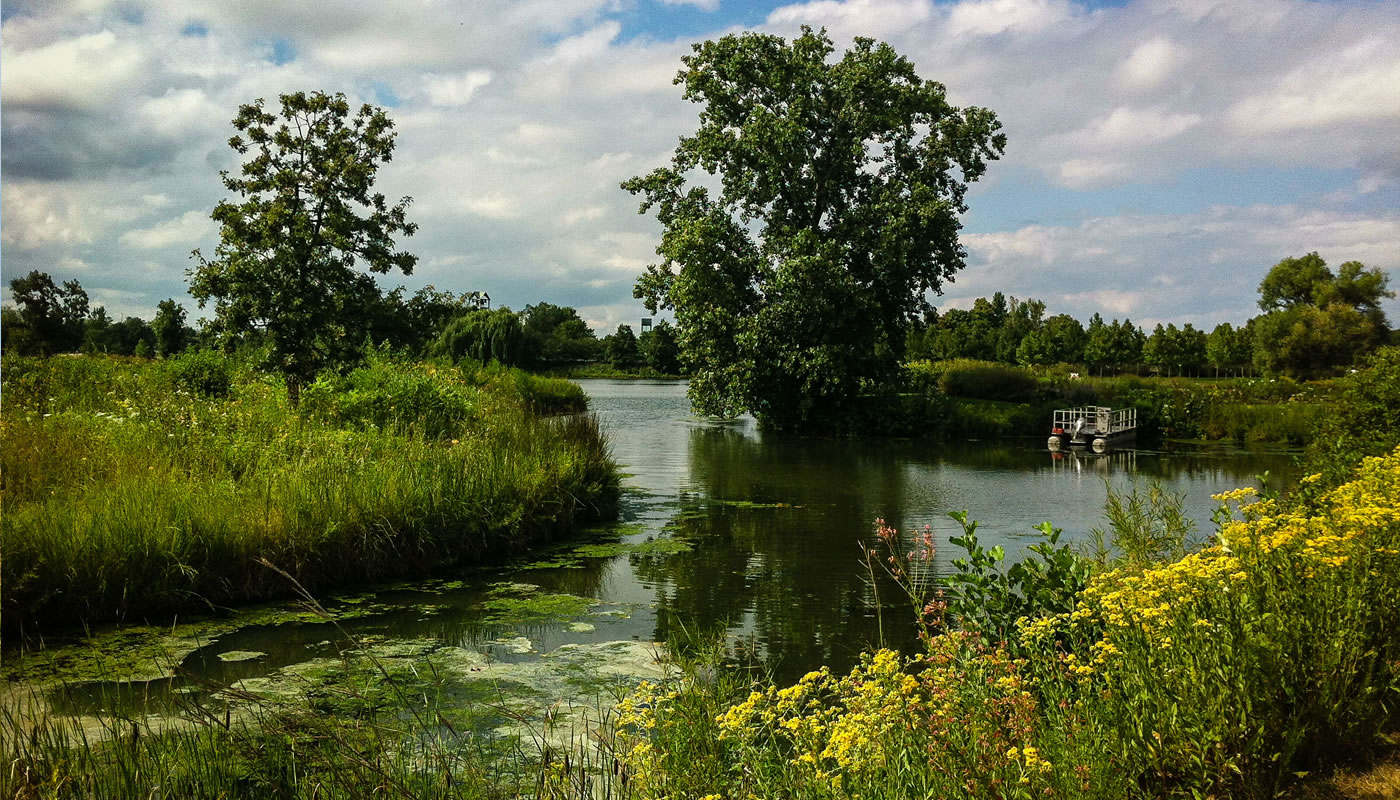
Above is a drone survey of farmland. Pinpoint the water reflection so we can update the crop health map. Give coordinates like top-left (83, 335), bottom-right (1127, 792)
top-left (575, 380), bottom-right (1299, 680)
top-left (26, 379), bottom-right (1304, 711)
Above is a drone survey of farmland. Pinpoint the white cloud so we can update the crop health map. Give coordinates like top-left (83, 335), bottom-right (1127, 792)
top-left (136, 88), bottom-right (224, 139)
top-left (944, 0), bottom-right (1077, 38)
top-left (1, 29), bottom-right (147, 111)
top-left (2, 183), bottom-right (97, 249)
top-left (768, 0), bottom-right (934, 39)
top-left (1055, 158), bottom-right (1133, 189)
top-left (459, 193), bottom-right (524, 220)
top-left (957, 205), bottom-right (1400, 326)
top-left (421, 70), bottom-right (493, 107)
top-left (119, 210), bottom-right (213, 250)
top-left (4, 0), bottom-right (1399, 331)
top-left (659, 0), bottom-right (721, 10)
top-left (563, 204), bottom-right (608, 225)
top-left (1117, 37), bottom-right (1181, 91)
top-left (1227, 39), bottom-right (1400, 134)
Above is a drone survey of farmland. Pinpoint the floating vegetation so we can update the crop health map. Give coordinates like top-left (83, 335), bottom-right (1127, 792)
top-left (214, 651), bottom-right (265, 663)
top-left (478, 592), bottom-right (599, 625)
top-left (489, 636), bottom-right (534, 655)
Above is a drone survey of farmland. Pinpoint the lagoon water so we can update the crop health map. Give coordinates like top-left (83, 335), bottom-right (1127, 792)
top-left (25, 379), bottom-right (1300, 721)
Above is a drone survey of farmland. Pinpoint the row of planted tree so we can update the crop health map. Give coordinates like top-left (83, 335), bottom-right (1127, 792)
top-left (907, 253), bottom-right (1394, 378)
top-left (2, 270), bottom-right (683, 376)
top-left (7, 248), bottom-right (1388, 391)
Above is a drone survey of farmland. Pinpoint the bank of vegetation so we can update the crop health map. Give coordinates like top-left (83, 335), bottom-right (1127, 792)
top-left (901, 357), bottom-right (1330, 445)
top-left (0, 351), bottom-right (618, 637)
top-left (597, 344), bottom-right (1400, 800)
top-left (5, 346), bottom-right (1397, 800)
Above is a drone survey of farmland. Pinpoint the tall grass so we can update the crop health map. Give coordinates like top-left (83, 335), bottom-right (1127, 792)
top-left (1, 353), bottom-right (616, 635)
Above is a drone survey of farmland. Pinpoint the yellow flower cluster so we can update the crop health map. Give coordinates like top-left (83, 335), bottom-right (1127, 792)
top-left (716, 650), bottom-right (921, 778)
top-left (1036, 446), bottom-right (1400, 673)
top-left (1006, 744), bottom-right (1053, 773)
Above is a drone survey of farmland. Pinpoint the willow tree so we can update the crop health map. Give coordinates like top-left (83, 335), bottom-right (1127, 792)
top-left (189, 91), bottom-right (417, 405)
top-left (624, 27), bottom-right (1005, 430)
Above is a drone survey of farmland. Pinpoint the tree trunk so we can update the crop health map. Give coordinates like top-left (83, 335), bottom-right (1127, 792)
top-left (288, 378), bottom-right (302, 409)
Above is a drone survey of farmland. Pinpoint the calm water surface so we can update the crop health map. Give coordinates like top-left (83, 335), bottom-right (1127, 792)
top-left (32, 379), bottom-right (1300, 715)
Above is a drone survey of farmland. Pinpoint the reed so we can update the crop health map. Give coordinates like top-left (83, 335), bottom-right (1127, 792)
top-left (1, 353), bottom-right (617, 635)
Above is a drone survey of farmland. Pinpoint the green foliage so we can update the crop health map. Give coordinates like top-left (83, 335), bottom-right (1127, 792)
top-left (85, 312), bottom-right (156, 356)
top-left (1142, 322), bottom-right (1207, 376)
top-left (639, 320), bottom-right (682, 374)
top-left (1258, 251), bottom-right (1336, 310)
top-left (189, 91), bottom-right (418, 406)
top-left (625, 27), bottom-right (1005, 430)
top-left (612, 452), bottom-right (1400, 800)
top-left (150, 298), bottom-right (189, 357)
top-left (5, 270), bottom-right (90, 355)
top-left (0, 353), bottom-right (616, 633)
top-left (935, 358), bottom-right (1038, 400)
top-left (521, 302), bottom-right (602, 366)
top-left (431, 308), bottom-right (529, 367)
top-left (1087, 480), bottom-right (1196, 568)
top-left (1250, 302), bottom-right (1384, 377)
top-left (939, 512), bottom-right (1093, 641)
top-left (166, 348), bottom-right (235, 397)
top-left (1302, 345), bottom-right (1400, 489)
top-left (606, 323), bottom-right (640, 369)
top-left (1083, 315), bottom-right (1145, 375)
top-left (302, 359), bottom-right (480, 439)
top-left (1251, 253), bottom-right (1392, 376)
top-left (1016, 313), bottom-right (1085, 366)
top-left (368, 285), bottom-right (482, 355)
top-left (1205, 321), bottom-right (1252, 375)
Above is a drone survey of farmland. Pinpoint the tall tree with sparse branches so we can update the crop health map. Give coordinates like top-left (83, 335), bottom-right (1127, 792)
top-left (624, 27), bottom-right (1005, 430)
top-left (189, 91), bottom-right (417, 406)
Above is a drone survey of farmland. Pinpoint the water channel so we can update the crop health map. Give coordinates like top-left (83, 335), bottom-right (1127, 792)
top-left (10, 379), bottom-right (1301, 734)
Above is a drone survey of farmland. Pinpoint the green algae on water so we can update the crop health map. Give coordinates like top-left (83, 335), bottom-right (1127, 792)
top-left (478, 592), bottom-right (598, 624)
top-left (215, 651), bottom-right (266, 663)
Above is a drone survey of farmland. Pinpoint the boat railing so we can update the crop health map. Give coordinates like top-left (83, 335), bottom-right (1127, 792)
top-left (1052, 406), bottom-right (1136, 436)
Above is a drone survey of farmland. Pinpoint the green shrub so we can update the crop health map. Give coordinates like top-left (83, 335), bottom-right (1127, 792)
top-left (1302, 345), bottom-right (1400, 489)
top-left (302, 359), bottom-right (480, 439)
top-left (936, 359), bottom-right (1038, 400)
top-left (164, 349), bottom-right (234, 397)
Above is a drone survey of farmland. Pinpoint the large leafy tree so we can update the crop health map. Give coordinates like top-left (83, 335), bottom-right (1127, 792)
top-left (607, 324), bottom-right (641, 369)
top-left (6, 270), bottom-right (90, 355)
top-left (521, 302), bottom-right (602, 365)
top-left (624, 27), bottom-right (1005, 429)
top-left (432, 307), bottom-right (528, 367)
top-left (1251, 252), bottom-right (1392, 376)
top-left (189, 91), bottom-right (418, 405)
top-left (151, 298), bottom-right (189, 358)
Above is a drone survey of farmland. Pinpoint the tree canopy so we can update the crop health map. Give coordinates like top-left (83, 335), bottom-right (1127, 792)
top-left (5, 270), bottom-right (90, 355)
top-left (1251, 253), bottom-right (1392, 376)
top-left (189, 91), bottom-right (417, 405)
top-left (624, 27), bottom-right (1005, 429)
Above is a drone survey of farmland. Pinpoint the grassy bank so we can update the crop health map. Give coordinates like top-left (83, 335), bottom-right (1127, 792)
top-left (0, 353), bottom-right (617, 636)
top-left (9, 448), bottom-right (1397, 799)
top-left (905, 359), bottom-right (1328, 444)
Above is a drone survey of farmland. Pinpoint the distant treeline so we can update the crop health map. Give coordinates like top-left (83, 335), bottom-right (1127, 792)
top-left (2, 271), bottom-right (681, 375)
top-left (5, 252), bottom-right (1388, 381)
top-left (907, 253), bottom-right (1394, 378)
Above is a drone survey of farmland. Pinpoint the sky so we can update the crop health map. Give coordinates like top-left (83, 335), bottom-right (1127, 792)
top-left (3, 0), bottom-right (1398, 336)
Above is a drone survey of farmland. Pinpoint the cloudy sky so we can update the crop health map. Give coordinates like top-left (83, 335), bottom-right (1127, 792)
top-left (3, 0), bottom-right (1398, 335)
